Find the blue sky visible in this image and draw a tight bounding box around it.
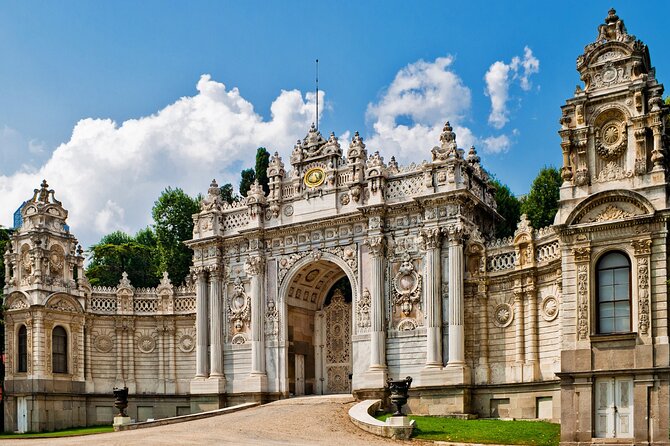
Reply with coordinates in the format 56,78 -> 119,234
1,1 -> 669,248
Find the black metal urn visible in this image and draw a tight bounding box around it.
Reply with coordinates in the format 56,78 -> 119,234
113,387 -> 129,417
386,376 -> 412,416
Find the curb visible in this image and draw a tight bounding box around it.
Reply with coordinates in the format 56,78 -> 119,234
114,402 -> 260,431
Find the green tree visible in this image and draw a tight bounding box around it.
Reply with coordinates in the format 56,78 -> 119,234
0,226 -> 11,292
152,187 -> 199,285
239,168 -> 256,197
220,183 -> 238,204
86,230 -> 160,287
491,179 -> 522,238
254,147 -> 271,195
521,166 -> 562,229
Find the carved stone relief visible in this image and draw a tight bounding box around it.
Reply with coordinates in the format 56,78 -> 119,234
356,288 -> 371,333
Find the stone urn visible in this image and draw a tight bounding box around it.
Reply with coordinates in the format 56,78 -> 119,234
386,376 -> 412,416
113,387 -> 129,417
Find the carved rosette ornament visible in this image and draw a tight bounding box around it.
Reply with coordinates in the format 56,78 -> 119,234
228,278 -> 251,333
492,303 -> 514,328
177,327 -> 196,353
541,296 -> 559,322
595,120 -> 627,160
391,254 -> 422,317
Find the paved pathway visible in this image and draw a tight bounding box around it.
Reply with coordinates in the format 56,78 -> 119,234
6,395 -> 422,445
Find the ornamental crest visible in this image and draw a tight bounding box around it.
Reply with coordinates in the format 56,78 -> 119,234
228,278 -> 251,333
392,254 -> 422,317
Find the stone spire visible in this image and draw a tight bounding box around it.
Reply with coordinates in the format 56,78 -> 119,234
432,121 -> 460,161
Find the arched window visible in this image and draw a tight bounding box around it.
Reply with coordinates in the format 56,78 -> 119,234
17,325 -> 27,373
52,326 -> 68,374
597,252 -> 631,334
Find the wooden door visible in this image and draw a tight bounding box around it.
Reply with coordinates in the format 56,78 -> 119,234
17,397 -> 27,433
595,377 -> 633,438
295,354 -> 305,396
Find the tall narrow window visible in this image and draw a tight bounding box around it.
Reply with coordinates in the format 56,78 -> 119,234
52,326 -> 68,374
17,325 -> 27,373
597,252 -> 631,333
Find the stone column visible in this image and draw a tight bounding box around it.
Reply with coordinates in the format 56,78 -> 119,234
157,318 -> 165,392
209,267 -> 225,378
513,286 -> 525,382
195,268 -> 209,378
114,318 -> 124,384
126,319 -> 136,388
421,227 -> 443,367
245,255 -> 266,376
447,228 -> 465,366
366,236 -> 387,371
476,282 -> 490,384
525,282 -> 539,381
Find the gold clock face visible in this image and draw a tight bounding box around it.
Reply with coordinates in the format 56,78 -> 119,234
304,167 -> 325,188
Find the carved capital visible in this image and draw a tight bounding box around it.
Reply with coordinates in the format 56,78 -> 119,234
364,236 -> 386,258
444,224 -> 465,245
631,239 -> 652,256
207,264 -> 225,279
572,246 -> 591,262
418,227 -> 442,250
244,255 -> 265,277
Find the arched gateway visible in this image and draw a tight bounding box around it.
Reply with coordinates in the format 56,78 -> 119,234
280,256 -> 356,395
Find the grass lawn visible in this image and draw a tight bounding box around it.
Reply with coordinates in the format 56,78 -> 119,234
377,414 -> 559,446
0,425 -> 114,439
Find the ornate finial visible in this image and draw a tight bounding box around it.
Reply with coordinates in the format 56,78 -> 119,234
351,131 -> 365,147
467,146 -> 480,164
440,122 -> 457,150
119,271 -> 133,289
208,179 -> 219,195
605,8 -> 618,24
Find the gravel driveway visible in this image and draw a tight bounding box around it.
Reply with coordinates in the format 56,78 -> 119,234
4,395 -> 420,445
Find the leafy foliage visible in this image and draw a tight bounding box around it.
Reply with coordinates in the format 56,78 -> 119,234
86,230 -> 160,287
0,226 -> 10,292
239,168 -> 256,197
491,179 -> 522,238
521,166 -> 562,229
152,187 -> 199,285
220,183 -> 238,204
255,147 -> 271,195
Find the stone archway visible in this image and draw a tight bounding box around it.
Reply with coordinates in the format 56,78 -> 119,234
282,259 -> 354,396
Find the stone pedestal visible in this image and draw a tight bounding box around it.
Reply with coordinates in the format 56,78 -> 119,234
386,416 -> 411,427
113,416 -> 131,427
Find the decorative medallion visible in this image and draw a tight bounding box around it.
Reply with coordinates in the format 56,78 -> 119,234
541,296 -> 559,322
94,335 -> 114,353
178,334 -> 194,352
283,204 -> 294,217
596,120 -> 626,160
493,303 -> 514,328
231,333 -> 247,344
137,334 -> 156,354
340,193 -> 350,205
177,328 -> 196,353
304,167 -> 326,188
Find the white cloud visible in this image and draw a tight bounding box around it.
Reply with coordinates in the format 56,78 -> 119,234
0,74 -> 319,247
365,56 -> 473,162
484,46 -> 540,129
481,134 -> 512,154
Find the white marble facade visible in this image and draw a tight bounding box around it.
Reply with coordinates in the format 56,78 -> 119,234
3,9 -> 670,445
